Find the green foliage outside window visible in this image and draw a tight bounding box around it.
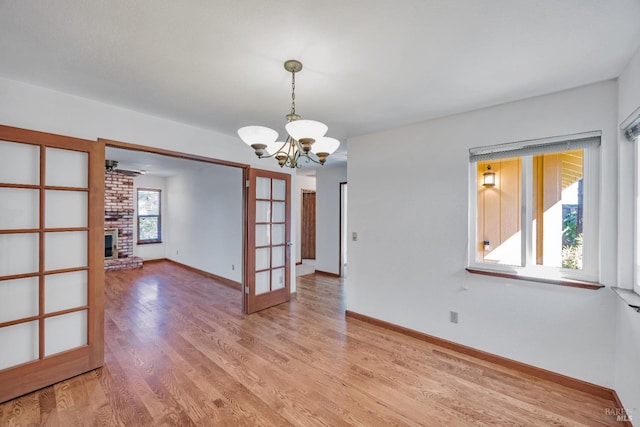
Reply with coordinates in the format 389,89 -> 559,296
138,189 -> 161,242
562,210 -> 582,269
139,216 -> 159,240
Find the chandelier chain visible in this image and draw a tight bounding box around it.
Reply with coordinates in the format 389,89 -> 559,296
290,69 -> 296,116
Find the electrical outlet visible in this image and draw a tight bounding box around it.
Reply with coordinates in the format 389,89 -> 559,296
352,232 -> 358,241
450,311 -> 459,324
232,264 -> 235,271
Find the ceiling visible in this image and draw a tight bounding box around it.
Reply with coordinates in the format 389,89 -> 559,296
1,0 -> 640,171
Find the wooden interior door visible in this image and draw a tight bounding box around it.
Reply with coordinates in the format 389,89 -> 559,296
245,168 -> 291,314
301,190 -> 316,260
0,125 -> 104,403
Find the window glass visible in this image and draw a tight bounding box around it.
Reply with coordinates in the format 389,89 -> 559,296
138,190 -> 160,216
139,217 -> 159,241
636,139 -> 640,293
532,150 -> 583,269
476,158 -> 522,266
137,189 -> 161,242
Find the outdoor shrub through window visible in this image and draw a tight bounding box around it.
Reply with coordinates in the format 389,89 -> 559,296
137,188 -> 161,243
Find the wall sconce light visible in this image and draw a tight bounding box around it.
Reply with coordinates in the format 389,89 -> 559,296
482,165 -> 496,187
483,240 -> 491,251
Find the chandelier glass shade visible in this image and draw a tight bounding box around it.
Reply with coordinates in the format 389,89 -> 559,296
237,60 -> 340,168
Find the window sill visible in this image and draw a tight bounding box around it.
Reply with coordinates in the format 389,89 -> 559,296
465,268 -> 604,290
137,240 -> 163,245
611,287 -> 640,312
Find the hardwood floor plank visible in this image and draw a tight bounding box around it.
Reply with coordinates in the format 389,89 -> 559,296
99,345 -> 156,427
0,261 -> 626,426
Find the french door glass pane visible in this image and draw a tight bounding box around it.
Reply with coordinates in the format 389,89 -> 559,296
0,233 -> 39,276
45,190 -> 87,228
256,177 -> 271,199
44,310 -> 87,356
272,224 -> 285,245
272,246 -> 285,268
0,140 -> 39,185
272,179 -> 286,200
256,224 -> 270,247
256,201 -> 271,223
44,231 -> 87,271
255,271 -> 270,295
0,321 -> 39,370
256,247 -> 271,271
44,271 -> 88,314
0,277 -> 39,323
272,202 -> 285,223
0,188 -> 39,229
476,158 -> 522,266
272,268 -> 285,290
45,148 -> 88,188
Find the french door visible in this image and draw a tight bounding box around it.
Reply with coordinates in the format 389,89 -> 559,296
245,168 -> 291,313
0,125 -> 104,403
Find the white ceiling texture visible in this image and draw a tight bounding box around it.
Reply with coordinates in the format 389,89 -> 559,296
1,0 -> 640,172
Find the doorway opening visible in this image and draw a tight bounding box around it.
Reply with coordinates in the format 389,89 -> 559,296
102,139 -> 249,309
101,139 -> 293,315
301,189 -> 316,270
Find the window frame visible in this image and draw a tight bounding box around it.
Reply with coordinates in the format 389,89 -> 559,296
468,132 -> 601,285
136,187 -> 162,244
619,105 -> 640,295
635,138 -> 639,295
626,110 -> 640,295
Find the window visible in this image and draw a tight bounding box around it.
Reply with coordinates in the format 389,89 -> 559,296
635,137 -> 640,295
623,108 -> 640,294
137,188 -> 161,243
469,132 -> 601,284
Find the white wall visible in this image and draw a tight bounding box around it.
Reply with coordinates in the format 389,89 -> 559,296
294,174 -> 317,264
347,81 -> 618,387
315,166 -> 347,275
0,77 -> 282,171
165,164 -> 243,283
133,174 -> 167,260
0,76 -> 296,291
614,45 -> 640,416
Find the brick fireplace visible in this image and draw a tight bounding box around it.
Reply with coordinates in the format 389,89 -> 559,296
104,170 -> 143,271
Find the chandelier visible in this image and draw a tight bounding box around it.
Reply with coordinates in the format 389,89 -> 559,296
237,60 -> 340,168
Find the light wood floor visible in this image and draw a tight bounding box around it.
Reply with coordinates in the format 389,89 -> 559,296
0,261 -> 624,426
